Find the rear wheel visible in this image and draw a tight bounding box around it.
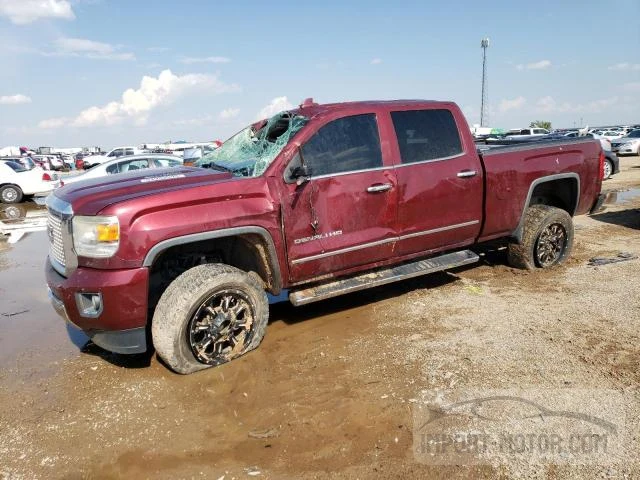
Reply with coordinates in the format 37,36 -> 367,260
507,205 -> 573,270
0,185 -> 23,204
152,263 -> 269,374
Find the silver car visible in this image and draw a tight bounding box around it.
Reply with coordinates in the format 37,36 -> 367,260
64,154 -> 183,184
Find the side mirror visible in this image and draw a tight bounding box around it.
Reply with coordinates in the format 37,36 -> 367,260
290,164 -> 312,186
285,151 -> 312,185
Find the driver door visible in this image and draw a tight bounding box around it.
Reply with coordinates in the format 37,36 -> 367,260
281,113 -> 398,283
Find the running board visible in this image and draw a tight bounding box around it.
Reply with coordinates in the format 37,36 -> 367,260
289,250 -> 479,306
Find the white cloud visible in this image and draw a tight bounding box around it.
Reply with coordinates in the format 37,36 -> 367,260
623,82 -> 640,92
38,116 -> 67,128
47,37 -> 135,60
498,96 -> 526,113
370,58 -> 382,65
256,96 -> 293,120
219,108 -> 240,120
516,60 -> 552,70
173,115 -> 213,127
179,56 -> 231,64
39,69 -> 241,129
0,93 -> 32,105
0,0 -> 74,24
535,95 -> 619,114
608,63 -> 640,71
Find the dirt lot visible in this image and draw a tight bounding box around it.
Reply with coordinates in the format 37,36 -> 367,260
1,156 -> 639,479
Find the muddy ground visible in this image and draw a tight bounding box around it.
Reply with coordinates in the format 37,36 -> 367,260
1,157 -> 639,479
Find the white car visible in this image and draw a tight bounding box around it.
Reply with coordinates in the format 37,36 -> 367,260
83,146 -> 145,168
611,129 -> 640,155
65,154 -> 182,185
0,160 -> 60,203
600,130 -> 624,141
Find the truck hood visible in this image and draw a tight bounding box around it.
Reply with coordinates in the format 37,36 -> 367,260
54,166 -> 233,215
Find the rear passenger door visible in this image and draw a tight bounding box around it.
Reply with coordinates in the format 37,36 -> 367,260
282,113 -> 398,282
389,108 -> 483,256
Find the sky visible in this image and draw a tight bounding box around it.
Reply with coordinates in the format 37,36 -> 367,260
0,0 -> 639,149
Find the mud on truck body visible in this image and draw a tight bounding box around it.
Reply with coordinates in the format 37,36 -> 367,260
45,99 -> 606,373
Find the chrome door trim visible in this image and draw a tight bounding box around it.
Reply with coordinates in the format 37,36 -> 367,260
398,220 -> 480,241
392,151 -> 466,168
291,220 -> 481,265
291,237 -> 397,265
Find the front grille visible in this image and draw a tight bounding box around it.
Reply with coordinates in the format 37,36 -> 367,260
48,211 -> 66,268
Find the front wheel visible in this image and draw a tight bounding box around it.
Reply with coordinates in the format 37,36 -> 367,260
507,205 -> 574,270
0,185 -> 23,204
152,263 -> 269,374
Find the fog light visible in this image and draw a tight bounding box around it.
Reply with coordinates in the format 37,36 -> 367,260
75,292 -> 103,318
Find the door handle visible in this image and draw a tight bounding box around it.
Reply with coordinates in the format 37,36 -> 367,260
457,170 -> 477,178
366,183 -> 393,193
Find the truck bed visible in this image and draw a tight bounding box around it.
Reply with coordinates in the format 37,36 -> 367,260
478,137 -> 602,242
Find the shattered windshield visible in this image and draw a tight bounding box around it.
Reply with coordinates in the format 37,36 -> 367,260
196,111 -> 308,177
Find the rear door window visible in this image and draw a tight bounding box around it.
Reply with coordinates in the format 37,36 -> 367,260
391,109 -> 463,164
119,159 -> 149,172
301,114 -> 383,177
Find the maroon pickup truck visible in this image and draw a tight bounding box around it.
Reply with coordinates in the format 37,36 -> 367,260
45,99 -> 605,373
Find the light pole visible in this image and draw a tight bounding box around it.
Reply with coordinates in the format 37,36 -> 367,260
480,38 -> 490,127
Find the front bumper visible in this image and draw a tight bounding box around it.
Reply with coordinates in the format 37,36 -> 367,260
614,143 -> 639,154
45,258 -> 149,354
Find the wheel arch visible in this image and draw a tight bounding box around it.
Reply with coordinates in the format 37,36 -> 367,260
511,173 -> 580,243
143,226 -> 283,294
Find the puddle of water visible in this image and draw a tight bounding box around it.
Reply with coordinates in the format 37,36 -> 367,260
604,188 -> 640,205
0,226 -> 88,368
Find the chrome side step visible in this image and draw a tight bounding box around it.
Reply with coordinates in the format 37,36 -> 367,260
289,250 -> 479,306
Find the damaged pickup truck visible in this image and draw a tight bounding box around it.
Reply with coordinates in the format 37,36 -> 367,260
45,99 -> 606,373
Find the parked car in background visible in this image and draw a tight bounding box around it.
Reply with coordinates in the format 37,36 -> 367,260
0,160 -> 60,203
611,129 -> 640,155
602,150 -> 620,180
600,131 -> 624,141
486,127 -> 550,144
64,154 -> 182,184
83,146 -> 144,168
1,156 -> 37,170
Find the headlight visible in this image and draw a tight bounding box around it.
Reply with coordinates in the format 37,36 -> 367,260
72,215 -> 120,258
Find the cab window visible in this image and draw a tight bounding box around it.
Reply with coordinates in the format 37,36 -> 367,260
391,109 -> 463,164
300,114 -> 382,177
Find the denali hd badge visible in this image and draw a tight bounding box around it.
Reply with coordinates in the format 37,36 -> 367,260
294,230 -> 342,245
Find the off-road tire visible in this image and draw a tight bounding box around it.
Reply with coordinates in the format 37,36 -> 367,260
152,263 -> 269,374
507,205 -> 574,270
0,185 -> 23,204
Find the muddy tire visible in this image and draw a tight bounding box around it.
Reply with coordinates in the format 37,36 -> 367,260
507,205 -> 573,270
0,185 -> 23,204
152,263 -> 269,374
